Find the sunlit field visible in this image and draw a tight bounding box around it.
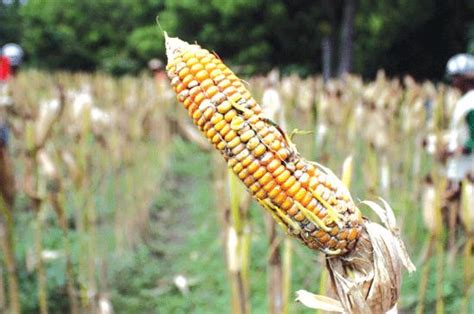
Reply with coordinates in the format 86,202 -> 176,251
1,69 -> 473,313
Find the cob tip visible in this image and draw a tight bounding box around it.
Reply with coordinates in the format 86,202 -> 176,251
165,34 -> 193,65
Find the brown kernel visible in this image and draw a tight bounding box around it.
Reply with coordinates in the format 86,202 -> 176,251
327,238 -> 338,248
255,189 -> 267,199
319,233 -> 331,244
347,228 -> 359,241
287,206 -> 299,216
294,212 -> 305,222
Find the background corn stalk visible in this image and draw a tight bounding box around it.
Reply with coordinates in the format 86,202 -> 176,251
1,58 -> 472,312
0,104 -> 20,314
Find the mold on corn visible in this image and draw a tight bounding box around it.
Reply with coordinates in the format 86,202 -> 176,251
165,35 -> 362,256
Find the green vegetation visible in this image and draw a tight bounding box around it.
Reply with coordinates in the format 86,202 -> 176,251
0,68 -> 472,313
1,0 -> 474,78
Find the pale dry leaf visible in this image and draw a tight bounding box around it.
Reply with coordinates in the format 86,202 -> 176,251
295,290 -> 344,312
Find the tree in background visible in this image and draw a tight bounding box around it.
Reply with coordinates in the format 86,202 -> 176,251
0,0 -> 472,79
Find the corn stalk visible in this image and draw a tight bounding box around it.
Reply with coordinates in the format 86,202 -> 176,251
0,116 -> 20,314
0,265 -> 5,312
0,195 -> 20,314
47,172 -> 79,314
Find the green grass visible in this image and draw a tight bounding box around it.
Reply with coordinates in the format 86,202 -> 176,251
11,136 -> 473,313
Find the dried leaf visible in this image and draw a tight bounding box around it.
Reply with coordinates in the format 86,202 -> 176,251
295,290 -> 344,312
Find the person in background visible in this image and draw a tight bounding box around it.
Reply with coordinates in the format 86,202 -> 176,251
1,43 -> 23,106
0,43 -> 23,206
1,43 -> 23,76
441,54 -> 474,250
444,54 -> 474,194
148,58 -> 166,82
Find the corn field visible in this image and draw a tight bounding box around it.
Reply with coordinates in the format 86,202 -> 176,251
0,66 -> 473,313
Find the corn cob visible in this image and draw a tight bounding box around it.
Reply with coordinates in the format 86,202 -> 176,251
165,35 -> 362,256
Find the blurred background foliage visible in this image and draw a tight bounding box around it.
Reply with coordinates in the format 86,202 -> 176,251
1,0 -> 474,78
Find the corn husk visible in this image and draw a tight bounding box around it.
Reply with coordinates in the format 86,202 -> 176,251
297,199 -> 415,313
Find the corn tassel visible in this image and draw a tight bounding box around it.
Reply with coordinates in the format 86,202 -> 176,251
165,34 -> 362,256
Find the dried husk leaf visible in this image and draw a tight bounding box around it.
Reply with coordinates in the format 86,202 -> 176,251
295,290 -> 344,312
299,200 -> 415,314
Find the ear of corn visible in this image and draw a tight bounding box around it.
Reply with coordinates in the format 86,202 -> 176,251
165,35 -> 362,256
